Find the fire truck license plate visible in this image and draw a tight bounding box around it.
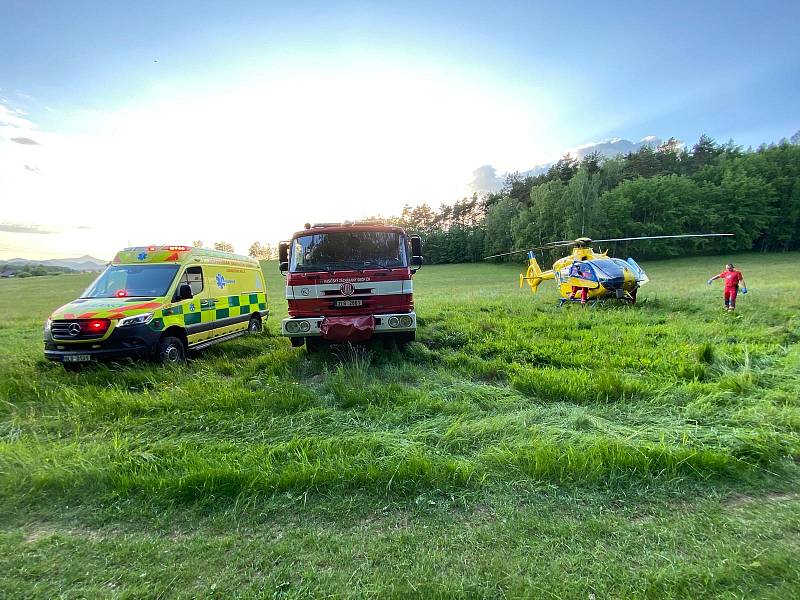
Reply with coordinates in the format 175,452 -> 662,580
335,300 -> 363,307
64,354 -> 91,362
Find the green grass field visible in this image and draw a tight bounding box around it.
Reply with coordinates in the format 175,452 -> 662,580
1,253 -> 799,599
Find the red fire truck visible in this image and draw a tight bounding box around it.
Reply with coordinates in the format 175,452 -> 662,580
278,222 -> 423,350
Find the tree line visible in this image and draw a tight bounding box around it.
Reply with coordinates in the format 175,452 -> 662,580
190,240 -> 278,260
0,263 -> 75,278
375,133 -> 800,262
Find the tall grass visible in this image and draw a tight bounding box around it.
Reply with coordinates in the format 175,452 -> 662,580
1,255 -> 799,507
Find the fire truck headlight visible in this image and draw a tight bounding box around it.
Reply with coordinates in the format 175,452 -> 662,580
285,320 -> 301,334
399,315 -> 413,328
299,320 -> 311,332
388,316 -> 400,328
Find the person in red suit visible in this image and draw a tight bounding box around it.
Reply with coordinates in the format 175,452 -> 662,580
707,263 -> 747,311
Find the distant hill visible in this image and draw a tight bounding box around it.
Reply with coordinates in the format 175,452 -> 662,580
4,255 -> 108,272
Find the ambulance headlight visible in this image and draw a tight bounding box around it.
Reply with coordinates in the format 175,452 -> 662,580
298,320 -> 311,332
44,318 -> 52,332
399,315 -> 413,328
285,320 -> 301,334
388,316 -> 400,328
118,313 -> 154,327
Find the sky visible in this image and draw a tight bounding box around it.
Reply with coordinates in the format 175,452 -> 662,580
1,1 -> 798,260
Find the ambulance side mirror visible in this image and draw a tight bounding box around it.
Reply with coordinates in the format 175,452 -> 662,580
410,235 -> 423,273
278,241 -> 290,274
177,283 -> 193,301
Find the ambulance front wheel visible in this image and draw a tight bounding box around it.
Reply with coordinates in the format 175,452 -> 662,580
157,336 -> 186,365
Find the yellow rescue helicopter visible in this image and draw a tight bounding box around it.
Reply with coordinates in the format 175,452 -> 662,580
486,234 -> 732,305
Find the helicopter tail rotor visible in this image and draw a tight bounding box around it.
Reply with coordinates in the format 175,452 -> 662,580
520,251 -> 546,293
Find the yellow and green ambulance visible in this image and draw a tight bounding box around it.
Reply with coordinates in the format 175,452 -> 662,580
44,245 -> 268,368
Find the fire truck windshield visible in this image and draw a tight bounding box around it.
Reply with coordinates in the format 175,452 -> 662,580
290,231 -> 408,272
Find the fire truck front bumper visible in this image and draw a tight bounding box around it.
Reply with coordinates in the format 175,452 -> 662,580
281,312 -> 417,337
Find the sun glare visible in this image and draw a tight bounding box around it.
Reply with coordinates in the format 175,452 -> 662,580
2,68 -> 547,258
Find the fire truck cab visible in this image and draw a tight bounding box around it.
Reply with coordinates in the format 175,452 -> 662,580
278,222 -> 422,349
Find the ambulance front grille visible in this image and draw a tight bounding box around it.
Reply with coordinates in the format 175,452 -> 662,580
51,320 -> 106,340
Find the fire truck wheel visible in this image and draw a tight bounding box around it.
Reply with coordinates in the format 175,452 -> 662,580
305,337 -> 323,352
247,316 -> 262,334
157,336 -> 186,365
396,332 -> 416,347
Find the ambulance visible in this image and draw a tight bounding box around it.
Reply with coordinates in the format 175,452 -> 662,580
44,245 -> 268,369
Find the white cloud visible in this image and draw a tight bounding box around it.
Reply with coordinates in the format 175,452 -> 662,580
469,165 -> 503,195
0,222 -> 58,234
0,104 -> 35,129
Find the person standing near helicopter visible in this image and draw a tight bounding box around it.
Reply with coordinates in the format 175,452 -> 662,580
707,263 -> 747,311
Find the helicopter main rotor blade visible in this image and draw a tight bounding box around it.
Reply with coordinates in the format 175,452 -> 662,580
484,240 -> 579,259
483,248 -> 537,260
590,233 -> 733,243
542,241 -> 577,248
484,233 -> 733,259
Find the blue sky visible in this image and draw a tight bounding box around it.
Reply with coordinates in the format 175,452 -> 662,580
1,1 -> 798,258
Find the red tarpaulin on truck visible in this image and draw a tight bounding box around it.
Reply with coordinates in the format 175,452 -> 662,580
319,315 -> 375,342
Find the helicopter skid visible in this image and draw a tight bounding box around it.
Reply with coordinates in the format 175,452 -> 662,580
558,295 -> 635,307
559,298 -> 598,307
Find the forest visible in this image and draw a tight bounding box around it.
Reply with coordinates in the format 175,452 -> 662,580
376,134 -> 800,263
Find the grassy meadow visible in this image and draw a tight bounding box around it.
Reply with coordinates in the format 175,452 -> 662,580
1,253 -> 799,598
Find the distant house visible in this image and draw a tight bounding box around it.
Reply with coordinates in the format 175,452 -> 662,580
0,270 -> 16,278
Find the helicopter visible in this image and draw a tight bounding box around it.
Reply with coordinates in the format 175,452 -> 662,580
485,234 -> 733,305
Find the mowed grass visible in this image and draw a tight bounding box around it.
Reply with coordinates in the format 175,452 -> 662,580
1,253 -> 799,598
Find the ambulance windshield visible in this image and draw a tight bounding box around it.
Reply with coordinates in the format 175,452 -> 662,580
290,231 -> 408,272
82,264 -> 180,298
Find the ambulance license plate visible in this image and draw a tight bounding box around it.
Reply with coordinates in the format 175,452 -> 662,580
335,300 -> 363,307
64,354 -> 91,362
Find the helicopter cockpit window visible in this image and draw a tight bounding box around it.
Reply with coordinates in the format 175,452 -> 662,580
569,262 -> 597,281
590,259 -> 625,279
